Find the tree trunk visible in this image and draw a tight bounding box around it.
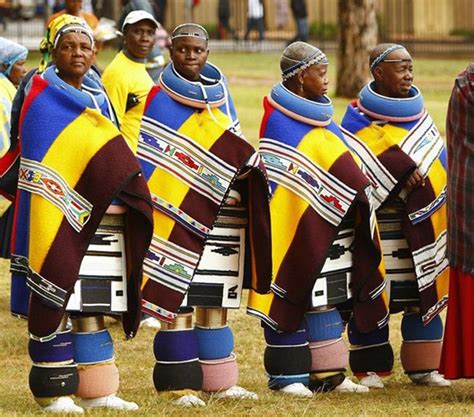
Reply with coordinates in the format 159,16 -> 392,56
336,0 -> 378,98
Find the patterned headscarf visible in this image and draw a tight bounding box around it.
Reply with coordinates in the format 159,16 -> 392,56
39,14 -> 94,72
0,37 -> 28,77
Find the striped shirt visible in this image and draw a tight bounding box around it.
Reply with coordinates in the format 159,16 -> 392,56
446,63 -> 474,273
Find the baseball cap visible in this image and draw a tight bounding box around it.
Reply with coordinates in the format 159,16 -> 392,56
122,10 -> 159,31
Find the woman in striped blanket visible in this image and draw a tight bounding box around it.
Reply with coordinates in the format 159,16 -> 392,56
10,16 -> 153,413
247,42 -> 388,397
340,43 -> 450,388
137,23 -> 271,406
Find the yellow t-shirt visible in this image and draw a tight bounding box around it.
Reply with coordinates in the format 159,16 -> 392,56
102,51 -> 154,153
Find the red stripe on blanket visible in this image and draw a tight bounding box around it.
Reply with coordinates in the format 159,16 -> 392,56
259,97 -> 275,139
0,144 -> 19,176
145,85 -> 161,112
18,75 -> 48,139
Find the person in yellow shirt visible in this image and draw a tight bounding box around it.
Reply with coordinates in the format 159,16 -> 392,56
102,10 -> 158,153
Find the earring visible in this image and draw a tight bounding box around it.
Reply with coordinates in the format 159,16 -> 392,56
54,67 -> 59,74
299,82 -> 304,93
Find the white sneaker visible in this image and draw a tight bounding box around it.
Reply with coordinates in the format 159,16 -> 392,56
279,383 -> 313,397
334,377 -> 369,393
43,396 -> 84,413
409,371 -> 451,387
212,385 -> 259,400
79,394 -> 139,410
172,394 -> 206,407
140,316 -> 161,330
359,372 -> 384,388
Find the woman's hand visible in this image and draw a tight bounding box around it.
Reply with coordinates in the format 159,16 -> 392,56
225,197 -> 238,206
225,189 -> 241,206
106,204 -> 128,214
405,168 -> 425,193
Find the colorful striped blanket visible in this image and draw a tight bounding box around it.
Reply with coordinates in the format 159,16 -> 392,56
247,97 -> 388,333
341,102 -> 449,324
137,86 -> 272,322
11,75 -> 153,339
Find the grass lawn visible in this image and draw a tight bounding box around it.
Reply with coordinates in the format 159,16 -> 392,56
0,259 -> 473,416
2,52 -> 472,415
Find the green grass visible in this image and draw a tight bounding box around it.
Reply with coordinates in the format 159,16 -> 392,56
5,53 -> 473,415
0,259 -> 473,416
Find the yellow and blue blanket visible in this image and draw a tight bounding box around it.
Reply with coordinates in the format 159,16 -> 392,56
137,86 -> 272,322
248,97 -> 388,333
341,102 -> 449,324
11,75 -> 153,338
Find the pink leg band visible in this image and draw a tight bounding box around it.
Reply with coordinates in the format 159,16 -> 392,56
200,353 -> 238,392
76,362 -> 120,399
400,340 -> 442,373
309,338 -> 348,372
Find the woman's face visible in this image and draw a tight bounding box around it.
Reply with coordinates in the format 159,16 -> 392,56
170,37 -> 209,81
52,32 -> 94,85
300,63 -> 329,99
8,60 -> 27,87
373,49 -> 413,98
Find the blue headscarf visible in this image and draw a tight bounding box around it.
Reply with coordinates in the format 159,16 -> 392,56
0,37 -> 28,77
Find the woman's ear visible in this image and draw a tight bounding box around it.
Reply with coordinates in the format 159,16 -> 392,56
373,66 -> 383,81
297,69 -> 305,85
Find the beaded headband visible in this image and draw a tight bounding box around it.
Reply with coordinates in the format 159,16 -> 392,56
282,49 -> 329,81
53,24 -> 95,49
369,44 -> 405,70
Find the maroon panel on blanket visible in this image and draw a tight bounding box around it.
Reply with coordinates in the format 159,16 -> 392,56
29,137 -> 153,338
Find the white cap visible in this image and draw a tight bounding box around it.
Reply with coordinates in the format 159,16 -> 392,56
122,10 -> 159,31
